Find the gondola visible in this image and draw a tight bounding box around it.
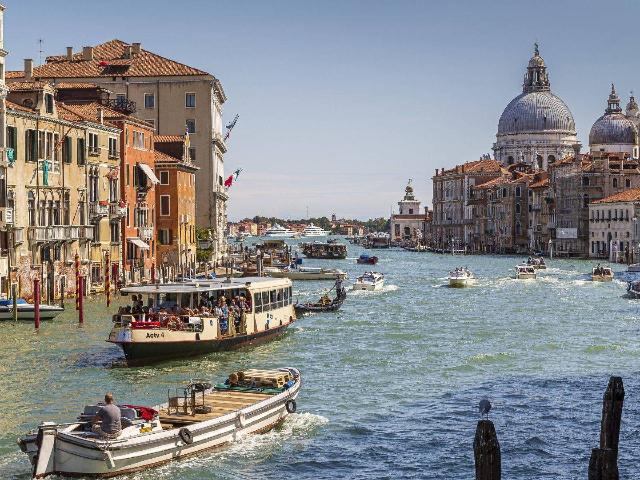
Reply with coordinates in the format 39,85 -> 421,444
294,285 -> 347,315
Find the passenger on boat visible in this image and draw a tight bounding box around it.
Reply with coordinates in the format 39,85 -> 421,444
91,393 -> 122,439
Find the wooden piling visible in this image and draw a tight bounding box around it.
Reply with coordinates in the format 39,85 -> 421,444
474,420 -> 500,480
75,253 -> 80,311
11,283 -> 17,322
59,276 -> 65,308
105,252 -> 110,307
33,277 -> 41,330
589,376 -> 624,480
78,275 -> 84,325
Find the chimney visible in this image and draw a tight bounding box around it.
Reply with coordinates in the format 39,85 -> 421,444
24,59 -> 33,81
132,42 -> 141,55
124,45 -> 133,59
66,47 -> 73,61
97,107 -> 104,125
82,46 -> 94,61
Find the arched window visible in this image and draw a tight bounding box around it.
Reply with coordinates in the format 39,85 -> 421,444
516,222 -> 521,235
626,178 -> 631,188
515,203 -> 521,214
613,178 -> 618,188
515,186 -> 521,197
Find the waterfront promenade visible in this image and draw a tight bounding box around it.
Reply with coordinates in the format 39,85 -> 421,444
1,242 -> 639,478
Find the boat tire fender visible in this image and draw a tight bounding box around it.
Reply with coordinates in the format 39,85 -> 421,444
178,427 -> 194,445
285,399 -> 297,414
236,412 -> 246,428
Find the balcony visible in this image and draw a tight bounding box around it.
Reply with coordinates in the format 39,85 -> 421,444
90,202 -> 109,219
138,226 -> 153,240
79,225 -> 94,241
13,227 -> 24,245
65,226 -> 80,241
108,150 -> 120,160
109,203 -> 127,217
213,131 -> 227,153
88,146 -> 102,157
28,226 -> 67,243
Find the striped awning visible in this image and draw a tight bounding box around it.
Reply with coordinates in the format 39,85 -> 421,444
127,237 -> 149,250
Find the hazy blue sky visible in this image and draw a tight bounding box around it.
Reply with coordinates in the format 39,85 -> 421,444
4,1 -> 638,220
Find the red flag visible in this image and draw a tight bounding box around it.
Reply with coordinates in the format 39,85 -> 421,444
224,175 -> 234,188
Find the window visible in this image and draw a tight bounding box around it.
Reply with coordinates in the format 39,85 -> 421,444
186,119 -> 196,134
77,138 -> 86,165
188,147 -> 196,161
613,178 -> 618,188
626,179 -> 631,188
110,222 -> 120,243
144,93 -> 155,109
108,137 -> 118,158
160,195 -> 170,216
6,126 -> 17,161
116,93 -> 126,104
45,93 -> 54,114
515,203 -> 521,214
88,133 -> 99,155
515,186 -> 521,197
133,131 -> 145,149
25,129 -> 37,162
159,229 -> 171,245
159,171 -> 169,185
62,137 -> 72,164
185,93 -> 196,108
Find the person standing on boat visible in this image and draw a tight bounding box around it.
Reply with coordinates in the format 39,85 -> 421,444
92,393 -> 122,439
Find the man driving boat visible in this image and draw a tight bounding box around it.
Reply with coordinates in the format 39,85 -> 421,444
92,393 -> 122,439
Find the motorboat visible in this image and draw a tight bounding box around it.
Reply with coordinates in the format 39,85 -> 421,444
591,265 -> 614,282
627,280 -> 640,298
526,256 -> 547,269
514,264 -> 536,279
19,368 -> 301,478
0,298 -> 64,321
264,265 -> 346,281
302,223 -> 329,237
353,272 -> 384,291
448,267 -> 476,288
300,242 -> 348,259
357,254 -> 378,265
628,264 -> 640,273
263,224 -> 296,238
234,232 -> 252,242
294,281 -> 347,315
107,277 -> 297,365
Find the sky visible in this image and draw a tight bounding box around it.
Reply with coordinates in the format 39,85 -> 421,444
4,0 -> 640,220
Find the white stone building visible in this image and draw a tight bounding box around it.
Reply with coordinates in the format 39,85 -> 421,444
493,45 -> 578,170
390,180 -> 428,243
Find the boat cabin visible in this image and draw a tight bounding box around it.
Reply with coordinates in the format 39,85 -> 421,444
301,242 -> 348,259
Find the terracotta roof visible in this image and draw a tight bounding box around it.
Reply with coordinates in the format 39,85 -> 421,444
59,101 -> 153,129
592,188 -> 640,204
8,81 -> 53,91
6,71 -> 24,79
154,149 -> 180,162
529,177 -> 550,189
475,176 -> 509,189
9,40 -> 210,79
54,82 -> 99,89
56,102 -> 104,123
154,135 -> 184,143
6,99 -> 36,113
464,159 -> 502,174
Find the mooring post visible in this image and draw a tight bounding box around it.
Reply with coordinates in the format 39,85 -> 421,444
78,275 -> 84,325
33,277 -> 41,330
151,263 -> 156,284
105,252 -> 111,307
474,419 -> 501,480
11,282 -> 17,322
60,276 -> 65,308
588,376 -> 624,480
75,253 -> 80,311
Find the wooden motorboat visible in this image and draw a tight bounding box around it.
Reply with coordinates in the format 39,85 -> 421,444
264,265 -> 346,281
300,242 -> 348,259
448,267 -> 476,288
0,298 -> 64,321
526,257 -> 547,269
591,265 -> 614,282
514,264 -> 536,279
357,254 -> 378,265
294,282 -> 347,315
107,277 -> 297,365
19,368 -> 301,478
353,272 -> 384,291
628,263 -> 640,273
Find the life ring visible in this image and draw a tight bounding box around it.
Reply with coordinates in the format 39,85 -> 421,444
236,412 -> 246,428
285,399 -> 297,414
178,427 -> 193,445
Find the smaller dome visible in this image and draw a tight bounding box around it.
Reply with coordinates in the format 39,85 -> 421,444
528,55 -> 545,68
589,84 -> 638,146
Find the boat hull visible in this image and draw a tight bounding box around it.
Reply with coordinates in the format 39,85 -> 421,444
116,324 -> 290,365
352,282 -> 384,291
448,278 -> 475,288
592,274 -> 614,282
0,306 -> 64,321
514,273 -> 536,279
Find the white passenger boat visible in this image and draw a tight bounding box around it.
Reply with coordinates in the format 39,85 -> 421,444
0,298 -> 64,321
353,272 -> 385,291
302,223 -> 329,237
107,277 -> 296,365
19,368 -> 301,479
591,265 -> 614,282
514,264 -> 536,279
265,265 -> 346,280
263,224 -> 296,238
448,267 -> 476,288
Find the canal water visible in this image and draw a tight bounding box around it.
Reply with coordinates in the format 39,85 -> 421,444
1,243 -> 640,479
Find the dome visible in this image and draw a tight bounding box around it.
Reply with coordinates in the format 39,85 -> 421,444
497,91 -> 576,135
589,113 -> 637,145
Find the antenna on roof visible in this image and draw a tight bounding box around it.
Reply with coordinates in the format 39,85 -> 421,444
38,38 -> 44,65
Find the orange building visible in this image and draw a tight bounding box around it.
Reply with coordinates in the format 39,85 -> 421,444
154,136 -> 198,275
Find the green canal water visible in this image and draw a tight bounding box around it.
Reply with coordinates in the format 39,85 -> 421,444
1,244 -> 640,479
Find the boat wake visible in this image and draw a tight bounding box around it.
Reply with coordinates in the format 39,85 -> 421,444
350,284 -> 399,296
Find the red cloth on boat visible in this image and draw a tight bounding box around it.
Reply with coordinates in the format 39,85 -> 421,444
130,321 -> 161,329
122,404 -> 158,421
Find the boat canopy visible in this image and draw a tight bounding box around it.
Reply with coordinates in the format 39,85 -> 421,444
0,298 -> 28,306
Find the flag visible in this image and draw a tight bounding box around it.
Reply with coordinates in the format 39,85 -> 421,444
224,174 -> 234,188
233,168 -> 243,179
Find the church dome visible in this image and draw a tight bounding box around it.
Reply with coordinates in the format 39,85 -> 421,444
589,85 -> 638,146
498,91 -> 576,135
497,45 -> 576,137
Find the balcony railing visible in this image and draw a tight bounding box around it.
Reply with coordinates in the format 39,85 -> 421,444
28,226 -> 67,243
79,225 -> 94,241
139,226 -> 154,240
109,203 -> 127,217
88,146 -> 102,157
65,226 -> 80,240
108,150 -> 120,160
90,202 -> 109,218
213,131 -> 227,152
13,227 -> 24,244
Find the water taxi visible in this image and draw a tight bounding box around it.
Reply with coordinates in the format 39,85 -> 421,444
302,223 -> 329,237
514,265 -> 536,279
301,242 -> 348,259
0,298 -> 64,321
353,272 -> 384,291
357,253 -> 378,265
19,367 -> 301,478
526,256 -> 547,269
448,267 -> 476,288
591,265 -> 614,282
263,224 -> 296,238
264,265 -> 346,281
107,277 -> 296,365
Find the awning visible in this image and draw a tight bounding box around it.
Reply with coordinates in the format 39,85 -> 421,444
138,163 -> 160,185
127,237 -> 150,250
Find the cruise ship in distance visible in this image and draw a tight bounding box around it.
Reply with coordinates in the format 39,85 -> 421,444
302,223 -> 329,237
263,223 -> 297,238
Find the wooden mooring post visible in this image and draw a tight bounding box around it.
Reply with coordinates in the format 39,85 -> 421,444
589,376 -> 624,480
474,419 -> 500,480
33,277 -> 41,330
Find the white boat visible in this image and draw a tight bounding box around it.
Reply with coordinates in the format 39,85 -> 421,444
19,368 -> 301,479
628,264 -> 640,273
448,267 -> 476,288
0,298 -> 64,321
526,257 -> 547,270
353,272 -> 384,291
514,264 -> 536,279
265,266 -> 346,280
591,265 -> 614,282
263,224 -> 296,238
302,223 -> 329,237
